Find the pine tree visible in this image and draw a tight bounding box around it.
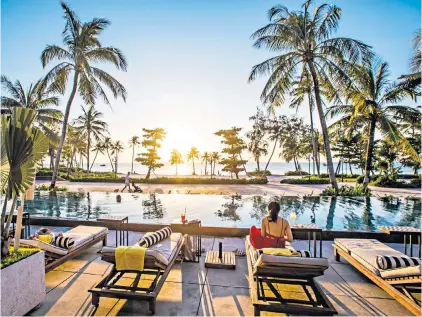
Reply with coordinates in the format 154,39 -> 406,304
215,127 -> 247,179
136,128 -> 166,179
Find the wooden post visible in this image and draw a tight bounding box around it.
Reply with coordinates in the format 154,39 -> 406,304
14,193 -> 25,251
218,242 -> 222,259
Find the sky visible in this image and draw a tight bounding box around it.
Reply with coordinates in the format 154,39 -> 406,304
1,0 -> 421,165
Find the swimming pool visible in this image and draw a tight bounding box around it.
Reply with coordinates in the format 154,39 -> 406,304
22,191 -> 421,232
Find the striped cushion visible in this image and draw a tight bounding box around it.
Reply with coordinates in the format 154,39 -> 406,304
297,250 -> 312,257
377,255 -> 421,270
54,236 -> 75,249
139,227 -> 172,247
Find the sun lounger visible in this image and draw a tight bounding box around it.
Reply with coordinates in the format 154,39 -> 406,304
245,236 -> 337,316
89,232 -> 186,315
334,238 -> 421,316
19,225 -> 108,272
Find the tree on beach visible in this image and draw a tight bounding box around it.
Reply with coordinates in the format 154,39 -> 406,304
73,105 -> 108,176
42,1 -> 127,189
398,29 -> 421,93
136,128 -> 166,179
128,136 -> 141,173
202,152 -> 210,175
103,137 -> 115,172
215,128 -> 247,179
210,152 -> 220,177
249,0 -> 372,190
169,149 -> 183,175
90,141 -> 105,172
246,107 -> 268,172
110,140 -> 124,176
327,56 -> 419,189
187,147 -> 200,175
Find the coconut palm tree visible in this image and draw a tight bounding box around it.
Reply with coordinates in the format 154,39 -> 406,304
169,150 -> 183,175
202,152 -> 210,175
73,105 -> 108,176
187,147 -> 200,175
128,136 -> 141,173
248,0 -> 372,190
211,152 -> 221,177
103,137 -> 115,172
90,141 -> 105,172
110,140 -> 124,176
398,29 -> 421,92
42,2 -> 127,188
328,56 -> 419,189
1,76 -> 63,143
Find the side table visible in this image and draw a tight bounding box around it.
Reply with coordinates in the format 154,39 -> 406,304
172,220 -> 201,263
378,226 -> 421,258
291,224 -> 323,258
98,215 -> 129,247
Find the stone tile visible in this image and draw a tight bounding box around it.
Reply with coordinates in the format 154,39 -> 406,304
205,256 -> 249,288
330,263 -> 392,299
201,237 -> 215,252
213,237 -> 245,252
198,285 -> 254,316
364,297 -> 414,316
45,270 -> 75,293
315,266 -> 359,297
325,294 -> 374,316
107,281 -> 203,316
53,251 -> 99,273
80,257 -> 112,276
31,272 -> 103,316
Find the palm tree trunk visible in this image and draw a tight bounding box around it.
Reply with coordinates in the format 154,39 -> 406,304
176,164 -> 178,175
131,146 -> 135,173
308,95 -> 320,176
308,62 -> 338,190
257,157 -> 260,171
89,150 -> 99,172
107,150 -> 115,173
204,160 -> 207,175
192,160 -> 195,175
262,139 -> 277,177
363,116 -> 377,189
50,72 -> 79,189
146,167 -> 151,180
86,134 -> 90,177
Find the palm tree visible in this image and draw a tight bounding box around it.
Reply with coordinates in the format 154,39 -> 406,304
328,56 -> 419,189
211,152 -> 221,177
128,136 -> 141,173
110,141 -> 124,177
90,141 -> 105,172
169,150 -> 183,175
103,137 -> 115,172
73,105 -> 108,176
187,147 -> 200,175
248,0 -> 371,190
246,111 -> 268,171
42,2 -> 127,188
202,152 -> 210,175
398,29 -> 421,92
1,76 -> 63,143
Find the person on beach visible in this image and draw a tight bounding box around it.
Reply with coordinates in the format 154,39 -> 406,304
249,201 -> 293,249
121,172 -> 131,192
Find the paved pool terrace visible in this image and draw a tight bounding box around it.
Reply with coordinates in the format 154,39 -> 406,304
28,226 -> 419,316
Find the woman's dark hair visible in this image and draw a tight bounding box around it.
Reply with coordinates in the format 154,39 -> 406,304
268,201 -> 281,222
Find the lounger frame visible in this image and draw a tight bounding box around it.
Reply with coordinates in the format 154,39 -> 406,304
89,235 -> 185,315
246,241 -> 337,316
45,233 -> 107,272
334,244 -> 421,316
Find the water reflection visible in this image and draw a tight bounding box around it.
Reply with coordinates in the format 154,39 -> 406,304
142,194 -> 166,219
215,194 -> 242,222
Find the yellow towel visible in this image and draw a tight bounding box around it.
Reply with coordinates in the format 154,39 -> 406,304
116,246 -> 146,271
262,248 -> 300,257
38,234 -> 54,244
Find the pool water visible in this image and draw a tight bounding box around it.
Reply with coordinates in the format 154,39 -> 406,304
22,192 -> 421,232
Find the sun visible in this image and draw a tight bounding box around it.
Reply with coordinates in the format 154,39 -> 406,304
159,124 -> 202,161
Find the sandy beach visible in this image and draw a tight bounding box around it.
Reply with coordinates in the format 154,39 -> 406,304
37,175 -> 421,198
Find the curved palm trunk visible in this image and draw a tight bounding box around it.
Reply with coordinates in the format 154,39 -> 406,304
204,160 -> 207,175
192,159 -> 195,175
50,72 -> 79,189
262,139 -> 277,177
308,62 -> 338,190
89,150 -> 99,172
131,146 -> 135,173
86,134 -> 90,177
308,94 -> 320,176
106,150 -> 115,173
363,116 -> 377,189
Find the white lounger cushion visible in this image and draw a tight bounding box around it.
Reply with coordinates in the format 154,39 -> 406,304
20,226 -> 108,256
255,253 -> 329,270
335,239 -> 421,279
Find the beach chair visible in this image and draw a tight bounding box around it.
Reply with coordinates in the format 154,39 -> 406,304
245,236 -> 337,316
334,238 -> 421,316
89,232 -> 186,314
19,226 -> 108,272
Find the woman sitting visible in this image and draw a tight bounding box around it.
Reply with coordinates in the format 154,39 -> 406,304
250,201 -> 293,249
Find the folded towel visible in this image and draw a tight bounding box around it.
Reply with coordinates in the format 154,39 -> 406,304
262,248 -> 301,257
116,246 -> 146,272
37,233 -> 55,244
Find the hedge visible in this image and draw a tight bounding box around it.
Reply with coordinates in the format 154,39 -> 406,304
69,176 -> 269,185
280,176 -> 330,185
370,176 -> 421,188
284,171 -> 310,176
248,170 -> 272,176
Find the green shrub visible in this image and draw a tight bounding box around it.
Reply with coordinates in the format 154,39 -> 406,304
284,170 -> 310,176
398,174 -> 421,180
35,184 -> 68,191
356,175 -> 364,184
320,185 -> 371,197
1,247 -> 40,269
320,173 -> 360,179
280,176 -> 330,184
248,170 -> 272,176
69,176 -> 268,185
371,175 -> 421,188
